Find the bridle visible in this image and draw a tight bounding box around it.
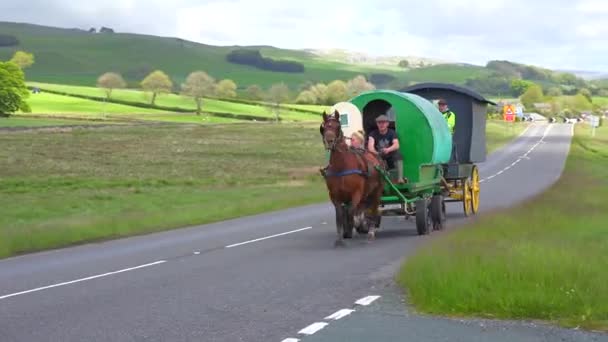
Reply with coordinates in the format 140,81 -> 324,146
321,117 -> 345,152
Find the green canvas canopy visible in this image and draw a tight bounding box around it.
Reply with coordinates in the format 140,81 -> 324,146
349,90 -> 452,183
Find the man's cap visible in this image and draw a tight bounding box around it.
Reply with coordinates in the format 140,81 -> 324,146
438,98 -> 447,105
375,114 -> 389,122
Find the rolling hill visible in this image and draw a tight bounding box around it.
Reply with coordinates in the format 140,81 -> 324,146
0,21 -> 604,99
0,21 -> 489,91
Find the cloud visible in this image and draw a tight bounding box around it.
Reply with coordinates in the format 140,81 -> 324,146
0,0 -> 606,71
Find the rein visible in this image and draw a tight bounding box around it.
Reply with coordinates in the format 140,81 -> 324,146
321,116 -> 369,178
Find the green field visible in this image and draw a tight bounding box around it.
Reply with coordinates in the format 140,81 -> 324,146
399,124 -> 608,332
0,122 -> 328,259
0,22 -> 488,89
28,82 -> 323,121
0,116 -> 112,127
0,118 -> 523,258
25,92 -> 173,114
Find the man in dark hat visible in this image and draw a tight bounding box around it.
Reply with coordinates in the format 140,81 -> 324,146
367,114 -> 405,183
438,98 -> 456,134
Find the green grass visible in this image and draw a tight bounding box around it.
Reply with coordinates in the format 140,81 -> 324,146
0,122 -> 328,259
0,22 -> 487,89
399,124 -> 608,332
25,92 -> 174,115
485,120 -> 529,153
28,82 -> 322,121
591,96 -> 608,106
0,116 -> 110,127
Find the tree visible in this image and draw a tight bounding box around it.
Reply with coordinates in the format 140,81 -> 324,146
10,50 -> 34,69
246,84 -> 264,100
520,84 -> 544,110
346,75 -> 375,97
510,79 -> 534,97
215,79 -> 237,98
181,71 -> 215,115
547,86 -> 563,97
549,99 -> 562,115
572,93 -> 592,112
326,80 -> 348,103
0,61 -> 31,115
141,70 -> 173,105
266,83 -> 290,122
310,83 -> 329,105
578,88 -> 592,103
398,60 -> 409,68
97,72 -> 126,100
295,90 -> 317,104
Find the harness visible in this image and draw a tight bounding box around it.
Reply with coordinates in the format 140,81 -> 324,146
321,116 -> 381,179
324,148 -> 382,178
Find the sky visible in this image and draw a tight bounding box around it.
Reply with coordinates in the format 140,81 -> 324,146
1,0 -> 607,71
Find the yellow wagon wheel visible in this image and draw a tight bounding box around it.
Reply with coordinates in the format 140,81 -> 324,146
463,179 -> 472,217
470,165 -> 480,214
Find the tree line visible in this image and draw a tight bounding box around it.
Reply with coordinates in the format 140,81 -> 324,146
96,69 -> 295,119
97,69 -> 378,113
514,82 -> 598,117
466,60 -> 608,99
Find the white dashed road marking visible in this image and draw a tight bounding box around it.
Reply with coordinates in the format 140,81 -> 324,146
0,260 -> 166,301
480,124 -> 553,183
298,322 -> 329,335
225,226 -> 313,248
325,308 -> 356,320
355,295 -> 381,306
281,295 -> 382,341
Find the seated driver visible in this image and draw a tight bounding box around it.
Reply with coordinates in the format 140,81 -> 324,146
367,115 -> 405,183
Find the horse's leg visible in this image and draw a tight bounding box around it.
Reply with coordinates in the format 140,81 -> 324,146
366,177 -> 385,241
343,203 -> 354,239
334,203 -> 346,247
349,187 -> 365,239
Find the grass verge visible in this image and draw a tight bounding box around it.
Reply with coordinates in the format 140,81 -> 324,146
398,124 -> 608,332
486,120 -> 529,154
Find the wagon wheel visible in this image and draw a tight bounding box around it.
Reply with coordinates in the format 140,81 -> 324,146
415,198 -> 431,235
470,165 -> 480,214
430,194 -> 445,231
463,179 -> 472,217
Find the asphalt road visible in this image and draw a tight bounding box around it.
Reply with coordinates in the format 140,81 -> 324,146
1,122 -> 597,342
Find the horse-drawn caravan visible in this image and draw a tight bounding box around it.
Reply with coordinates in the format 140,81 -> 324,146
320,83 -> 492,245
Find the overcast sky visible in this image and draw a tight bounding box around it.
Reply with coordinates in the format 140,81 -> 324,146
1,0 -> 607,71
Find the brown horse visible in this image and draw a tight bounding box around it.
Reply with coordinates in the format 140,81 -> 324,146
320,110 -> 385,247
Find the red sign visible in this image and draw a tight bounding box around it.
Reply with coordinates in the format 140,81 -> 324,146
503,105 -> 515,122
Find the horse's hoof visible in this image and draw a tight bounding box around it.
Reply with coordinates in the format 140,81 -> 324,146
334,239 -> 346,247
367,231 -> 376,241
